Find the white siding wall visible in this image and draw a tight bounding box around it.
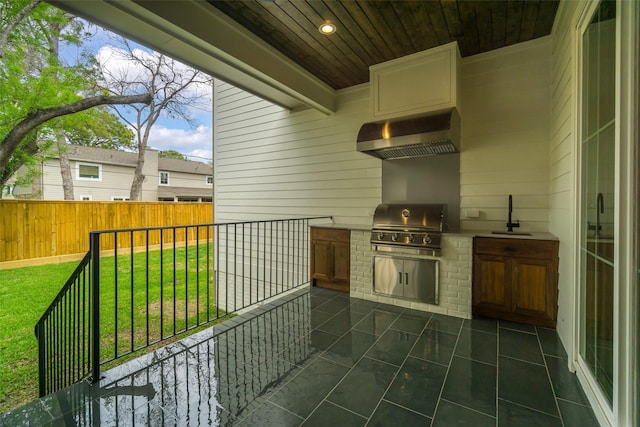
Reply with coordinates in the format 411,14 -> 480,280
459,37 -> 551,232
161,170 -> 211,190
549,0 -> 581,361
213,80 -> 381,224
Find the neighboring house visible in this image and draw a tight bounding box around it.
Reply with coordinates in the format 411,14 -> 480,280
8,145 -> 212,202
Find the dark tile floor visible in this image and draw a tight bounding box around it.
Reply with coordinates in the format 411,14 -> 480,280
1,287 -> 600,426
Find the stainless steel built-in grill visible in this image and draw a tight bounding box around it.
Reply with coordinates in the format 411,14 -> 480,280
370,203 -> 447,256
371,203 -> 446,305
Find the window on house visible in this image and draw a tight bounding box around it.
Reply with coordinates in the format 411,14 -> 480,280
206,175 -> 213,185
111,196 -> 130,201
77,163 -> 101,180
159,171 -> 170,185
80,195 -> 92,201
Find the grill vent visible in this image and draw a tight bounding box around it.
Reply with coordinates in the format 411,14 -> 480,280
375,140 -> 457,160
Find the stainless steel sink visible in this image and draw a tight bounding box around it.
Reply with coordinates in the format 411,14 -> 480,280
491,231 -> 532,236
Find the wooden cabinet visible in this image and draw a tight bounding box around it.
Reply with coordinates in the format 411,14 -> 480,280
473,237 -> 559,327
310,227 -> 350,292
370,41 -> 460,120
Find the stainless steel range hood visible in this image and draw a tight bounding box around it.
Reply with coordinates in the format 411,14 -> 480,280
356,109 -> 460,160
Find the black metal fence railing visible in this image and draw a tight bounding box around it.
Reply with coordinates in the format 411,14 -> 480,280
34,217 -> 330,397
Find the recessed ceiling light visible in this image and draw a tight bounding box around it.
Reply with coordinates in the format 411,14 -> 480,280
318,21 -> 336,35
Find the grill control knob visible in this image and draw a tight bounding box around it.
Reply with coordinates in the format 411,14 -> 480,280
423,234 -> 432,244
377,232 -> 385,240
408,234 -> 415,243
391,233 -> 399,242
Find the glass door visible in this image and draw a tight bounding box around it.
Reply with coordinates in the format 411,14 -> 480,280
579,0 -> 616,405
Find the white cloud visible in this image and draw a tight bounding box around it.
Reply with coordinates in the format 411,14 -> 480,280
147,125 -> 212,162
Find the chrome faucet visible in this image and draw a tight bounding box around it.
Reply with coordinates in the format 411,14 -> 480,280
507,194 -> 520,232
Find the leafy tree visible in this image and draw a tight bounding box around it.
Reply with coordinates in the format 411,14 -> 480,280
158,149 -> 186,160
98,39 -> 212,200
0,0 -> 150,197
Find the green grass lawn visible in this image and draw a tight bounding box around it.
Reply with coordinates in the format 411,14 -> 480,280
0,244 -> 227,414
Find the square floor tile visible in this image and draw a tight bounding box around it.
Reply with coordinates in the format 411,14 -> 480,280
441,356 -> 497,417
455,327 -> 497,365
545,355 -> 590,406
327,357 -> 397,417
410,328 -> 457,366
432,399 -> 495,427
557,399 -> 600,427
316,309 -> 366,336
384,356 -> 448,417
536,327 -> 568,359
499,329 -> 544,365
368,400 -> 431,426
269,357 -> 350,418
498,399 -> 562,427
498,356 -> 558,416
302,401 -> 366,426
499,320 -> 536,334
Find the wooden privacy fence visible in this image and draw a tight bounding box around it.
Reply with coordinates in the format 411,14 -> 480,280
0,201 -> 213,264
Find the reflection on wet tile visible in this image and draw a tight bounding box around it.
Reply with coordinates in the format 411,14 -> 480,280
368,400 -> 431,426
441,356 -> 496,416
366,329 -> 418,366
327,357 -> 397,417
237,401 -> 303,427
316,309 -> 367,336
352,310 -> 398,337
384,356 -> 447,417
498,356 -> 558,416
390,312 -> 429,334
410,328 -> 457,366
455,328 -> 497,365
4,287 -> 600,427
269,357 -> 349,418
427,313 -> 463,334
432,399 -> 495,427
499,320 -> 536,334
498,399 -> 562,427
322,330 -> 377,367
302,401 -> 366,426
463,317 -> 498,334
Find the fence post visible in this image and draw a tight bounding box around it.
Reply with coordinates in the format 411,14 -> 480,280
35,322 -> 46,396
90,232 -> 100,383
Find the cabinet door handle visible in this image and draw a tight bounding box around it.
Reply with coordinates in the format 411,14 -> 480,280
405,272 -> 409,285
399,272 -> 403,284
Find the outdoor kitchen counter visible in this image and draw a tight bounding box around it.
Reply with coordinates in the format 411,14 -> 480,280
448,230 -> 559,241
310,222 -> 371,232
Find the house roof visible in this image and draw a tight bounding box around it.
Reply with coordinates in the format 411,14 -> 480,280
158,158 -> 212,175
64,145 -> 138,167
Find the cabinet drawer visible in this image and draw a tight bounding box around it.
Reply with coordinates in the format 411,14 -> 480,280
474,237 -> 558,260
311,227 -> 350,243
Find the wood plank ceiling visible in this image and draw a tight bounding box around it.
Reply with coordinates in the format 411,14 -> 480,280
208,0 -> 559,90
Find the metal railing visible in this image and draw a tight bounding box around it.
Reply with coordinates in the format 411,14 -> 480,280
34,217 -> 330,396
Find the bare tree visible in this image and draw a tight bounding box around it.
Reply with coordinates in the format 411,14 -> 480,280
97,39 -> 212,200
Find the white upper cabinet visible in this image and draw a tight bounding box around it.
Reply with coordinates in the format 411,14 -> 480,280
370,42 -> 461,120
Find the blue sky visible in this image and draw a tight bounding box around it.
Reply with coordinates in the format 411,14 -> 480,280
61,22 -> 213,163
